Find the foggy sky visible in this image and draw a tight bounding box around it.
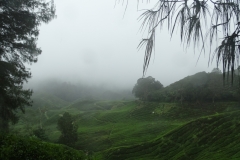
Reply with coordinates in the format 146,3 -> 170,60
27,0 -> 220,89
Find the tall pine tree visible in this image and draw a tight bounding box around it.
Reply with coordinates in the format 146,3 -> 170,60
0,0 -> 56,132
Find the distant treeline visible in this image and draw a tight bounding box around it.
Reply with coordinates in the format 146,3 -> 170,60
133,71 -> 240,103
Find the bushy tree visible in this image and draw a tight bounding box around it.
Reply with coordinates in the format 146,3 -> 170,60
33,127 -> 48,141
211,68 -> 222,74
132,76 -> 163,101
0,0 -> 56,132
57,112 -> 78,147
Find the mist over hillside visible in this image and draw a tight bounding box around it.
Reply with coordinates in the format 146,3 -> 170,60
25,68 -> 240,104
25,79 -> 135,102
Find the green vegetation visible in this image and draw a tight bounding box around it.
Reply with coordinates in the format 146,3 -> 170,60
58,112 -> 78,147
2,0 -> 239,159
132,76 -> 163,101
7,94 -> 240,159
33,128 -> 48,141
0,134 -> 85,160
0,0 -> 56,132
99,111 -> 240,160
144,72 -> 240,102
1,72 -> 239,159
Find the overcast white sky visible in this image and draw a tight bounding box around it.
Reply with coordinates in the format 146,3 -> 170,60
28,0 -> 220,88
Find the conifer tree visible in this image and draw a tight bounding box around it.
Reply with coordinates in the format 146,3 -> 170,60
0,0 -> 56,132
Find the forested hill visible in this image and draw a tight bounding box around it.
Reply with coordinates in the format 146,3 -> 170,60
166,71 -> 209,89
147,71 -> 239,102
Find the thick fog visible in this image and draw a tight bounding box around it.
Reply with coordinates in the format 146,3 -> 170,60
26,0 -> 220,89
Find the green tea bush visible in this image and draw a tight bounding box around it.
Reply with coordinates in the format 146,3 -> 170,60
0,134 -> 85,160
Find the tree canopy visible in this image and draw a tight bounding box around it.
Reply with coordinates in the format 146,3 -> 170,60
120,0 -> 240,84
0,0 -> 56,132
132,76 -> 163,100
211,68 -> 222,74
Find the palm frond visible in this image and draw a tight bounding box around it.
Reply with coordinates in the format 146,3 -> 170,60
138,29 -> 156,76
120,0 -> 240,84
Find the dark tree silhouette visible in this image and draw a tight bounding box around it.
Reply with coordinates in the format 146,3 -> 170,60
57,112 -> 78,147
132,76 -> 163,100
0,0 -> 56,132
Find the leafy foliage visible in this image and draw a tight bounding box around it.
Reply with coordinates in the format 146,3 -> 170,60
0,134 -> 85,160
33,128 -> 49,141
0,0 -> 56,131
132,76 -> 163,100
57,112 -> 78,147
0,61 -> 32,132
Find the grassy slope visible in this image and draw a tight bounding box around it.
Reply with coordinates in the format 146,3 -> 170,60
99,110 -> 240,160
10,96 -> 240,159
76,101 -> 239,152
12,98 -> 239,146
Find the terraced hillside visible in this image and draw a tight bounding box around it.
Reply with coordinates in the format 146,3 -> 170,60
6,99 -> 240,160
75,101 -> 238,152
99,111 -> 240,160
